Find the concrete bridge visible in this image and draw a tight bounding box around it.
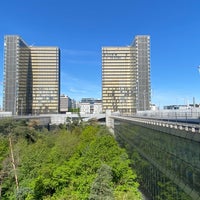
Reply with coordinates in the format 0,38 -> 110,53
0,113 -> 106,126
107,113 -> 200,200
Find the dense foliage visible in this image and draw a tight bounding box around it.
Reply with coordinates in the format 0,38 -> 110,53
0,118 -> 141,200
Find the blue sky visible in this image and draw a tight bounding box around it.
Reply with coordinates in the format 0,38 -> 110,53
1,0 -> 200,108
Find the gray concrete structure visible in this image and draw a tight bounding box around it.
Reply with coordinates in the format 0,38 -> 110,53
109,113 -> 200,200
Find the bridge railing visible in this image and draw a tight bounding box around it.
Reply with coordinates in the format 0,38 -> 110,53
135,108 -> 200,121
112,114 -> 200,134
113,117 -> 200,200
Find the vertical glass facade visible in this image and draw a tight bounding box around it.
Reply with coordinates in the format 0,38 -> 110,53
114,119 -> 200,200
3,35 -> 60,115
3,35 -> 29,115
102,35 -> 151,114
18,44 -> 31,115
133,36 -> 151,111
31,47 -> 60,114
102,47 -> 137,114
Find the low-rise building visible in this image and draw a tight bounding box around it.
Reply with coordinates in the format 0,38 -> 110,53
80,102 -> 91,114
79,98 -> 102,114
60,95 -> 72,113
94,102 -> 102,114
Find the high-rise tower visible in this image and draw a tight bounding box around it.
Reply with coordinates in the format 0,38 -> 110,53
3,35 -> 60,115
102,35 -> 150,114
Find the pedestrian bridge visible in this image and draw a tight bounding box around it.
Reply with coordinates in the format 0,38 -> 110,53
107,114 -> 200,200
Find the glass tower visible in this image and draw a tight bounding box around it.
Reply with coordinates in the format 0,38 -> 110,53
3,35 -> 60,115
102,35 -> 150,114
30,47 -> 60,115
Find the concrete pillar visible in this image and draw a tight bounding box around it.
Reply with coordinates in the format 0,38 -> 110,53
106,110 -> 114,134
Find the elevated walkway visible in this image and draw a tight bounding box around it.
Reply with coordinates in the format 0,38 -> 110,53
108,113 -> 200,200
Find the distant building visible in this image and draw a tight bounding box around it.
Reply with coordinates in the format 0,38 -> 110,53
60,95 -> 72,113
79,98 -> 102,114
3,35 -> 60,115
188,104 -> 200,108
163,105 -> 188,110
94,101 -> 102,114
81,98 -> 95,104
102,35 -> 151,114
150,104 -> 159,111
80,102 -> 91,114
71,99 -> 77,109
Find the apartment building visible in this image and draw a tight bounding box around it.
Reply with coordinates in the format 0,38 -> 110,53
60,95 -> 72,113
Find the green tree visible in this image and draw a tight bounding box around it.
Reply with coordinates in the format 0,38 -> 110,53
0,136 -> 9,199
89,164 -> 114,200
0,120 -> 141,199
33,178 -> 45,200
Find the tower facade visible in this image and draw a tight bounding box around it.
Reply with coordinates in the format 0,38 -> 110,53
102,35 -> 150,114
30,47 -> 60,115
3,35 -> 60,115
